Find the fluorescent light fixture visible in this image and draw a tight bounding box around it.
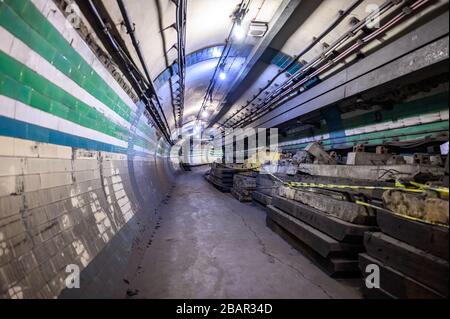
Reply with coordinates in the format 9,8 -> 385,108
212,47 -> 222,58
193,122 -> 203,134
248,21 -> 268,37
234,24 -> 245,40
201,110 -> 209,118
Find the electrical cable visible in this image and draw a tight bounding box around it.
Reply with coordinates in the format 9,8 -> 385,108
231,0 -> 431,128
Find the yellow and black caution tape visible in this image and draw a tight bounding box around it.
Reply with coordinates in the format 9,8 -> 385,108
408,181 -> 449,197
265,171 -> 449,196
355,200 -> 449,229
261,169 -> 449,195
262,170 -> 449,228
287,181 -> 427,194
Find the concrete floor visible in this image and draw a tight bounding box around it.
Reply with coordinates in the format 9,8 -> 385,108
126,168 -> 363,299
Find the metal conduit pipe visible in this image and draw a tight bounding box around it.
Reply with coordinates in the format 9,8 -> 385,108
225,0 -> 400,127
174,0 -> 187,128
230,0 -> 427,128
153,0 -> 178,131
259,0 -> 428,112
219,0 -> 365,127
195,20 -> 239,120
255,5 -> 399,111
234,0 -> 430,128
83,0 -> 172,143
117,0 -> 152,85
81,0 -> 150,89
196,37 -> 234,119
226,0 -> 400,127
232,0 -> 432,129
268,0 -> 398,97
117,0 -> 172,137
196,0 -> 253,121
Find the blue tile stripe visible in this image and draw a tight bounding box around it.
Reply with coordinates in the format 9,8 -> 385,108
0,115 -> 151,157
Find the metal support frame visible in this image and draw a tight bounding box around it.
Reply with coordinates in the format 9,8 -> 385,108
173,0 -> 187,128
217,0 -> 365,128
195,0 -> 253,122
248,12 -> 449,128
207,0 -> 305,128
230,0 -> 436,129
116,0 -> 172,137
76,0 -> 172,143
226,0 -> 401,129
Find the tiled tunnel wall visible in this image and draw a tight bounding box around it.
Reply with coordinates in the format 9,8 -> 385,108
0,0 -> 177,299
279,92 -> 449,152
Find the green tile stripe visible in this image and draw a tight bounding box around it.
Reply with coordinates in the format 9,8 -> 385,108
342,93 -> 449,130
137,127 -> 158,146
281,93 -> 449,142
0,115 -> 129,155
134,134 -> 157,150
0,50 -> 129,142
137,121 -> 155,139
281,121 -> 449,150
0,0 -> 133,123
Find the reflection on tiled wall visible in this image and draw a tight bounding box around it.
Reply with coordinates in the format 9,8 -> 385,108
0,0 -> 176,298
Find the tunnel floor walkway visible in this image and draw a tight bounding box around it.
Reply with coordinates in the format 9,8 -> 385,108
125,167 -> 362,299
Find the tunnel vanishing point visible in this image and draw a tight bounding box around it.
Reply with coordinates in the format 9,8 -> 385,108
0,0 -> 449,300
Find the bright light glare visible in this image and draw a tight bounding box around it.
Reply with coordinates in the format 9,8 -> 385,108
193,123 -> 203,134
234,24 -> 245,40
219,71 -> 227,80
201,110 -> 209,118
212,47 -> 222,58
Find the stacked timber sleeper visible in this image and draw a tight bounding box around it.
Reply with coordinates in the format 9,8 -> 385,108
359,152 -> 449,298
252,174 -> 275,206
231,173 -> 257,202
205,163 -> 236,192
360,210 -> 449,299
266,182 -> 378,277
205,163 -> 251,192
263,142 -> 448,294
252,173 -> 302,207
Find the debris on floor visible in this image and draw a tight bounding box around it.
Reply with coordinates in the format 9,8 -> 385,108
205,163 -> 252,192
233,142 -> 449,294
231,173 -> 257,202
382,190 -> 449,225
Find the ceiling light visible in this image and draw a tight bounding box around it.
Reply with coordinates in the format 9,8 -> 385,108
219,71 -> 227,80
193,125 -> 202,134
234,24 -> 245,40
212,47 -> 222,58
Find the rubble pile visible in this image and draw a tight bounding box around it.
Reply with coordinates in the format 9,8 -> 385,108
259,142 -> 448,285
231,173 -> 257,202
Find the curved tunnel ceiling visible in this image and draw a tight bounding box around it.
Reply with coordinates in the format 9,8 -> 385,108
0,0 -> 448,300
101,0 -> 286,131
99,0 -> 447,134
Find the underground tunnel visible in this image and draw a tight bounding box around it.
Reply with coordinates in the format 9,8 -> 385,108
0,0 -> 448,302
